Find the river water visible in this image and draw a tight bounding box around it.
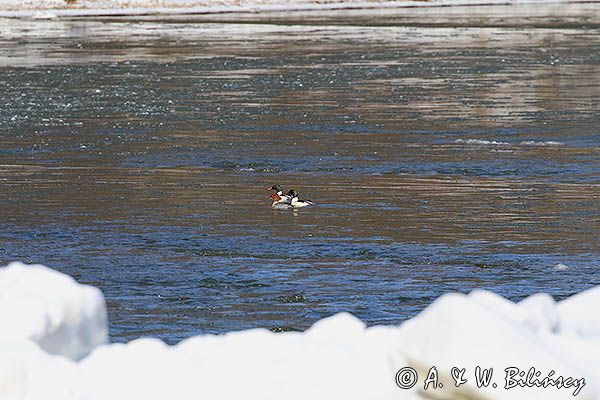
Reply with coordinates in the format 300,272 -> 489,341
0,6 -> 599,342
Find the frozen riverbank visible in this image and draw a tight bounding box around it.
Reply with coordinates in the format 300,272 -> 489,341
1,261 -> 599,399
1,0 -> 598,19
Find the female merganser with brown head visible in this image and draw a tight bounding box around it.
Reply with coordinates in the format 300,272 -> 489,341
287,189 -> 315,208
267,185 -> 292,203
269,193 -> 294,210
267,184 -> 292,203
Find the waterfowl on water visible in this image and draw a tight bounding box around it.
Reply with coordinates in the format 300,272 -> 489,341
287,189 -> 315,208
267,184 -> 292,204
269,193 -> 294,210
267,184 -> 314,209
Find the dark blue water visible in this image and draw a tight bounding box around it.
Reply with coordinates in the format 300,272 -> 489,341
0,18 -> 598,343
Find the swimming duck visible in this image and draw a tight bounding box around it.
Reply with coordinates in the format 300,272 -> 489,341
267,184 -> 292,203
287,189 -> 315,208
269,193 -> 294,210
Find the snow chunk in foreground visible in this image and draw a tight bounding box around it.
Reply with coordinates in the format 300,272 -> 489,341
0,339 -> 76,399
76,313 -> 410,400
558,286 -> 600,338
1,262 -> 600,399
398,292 -> 593,399
0,262 -> 108,360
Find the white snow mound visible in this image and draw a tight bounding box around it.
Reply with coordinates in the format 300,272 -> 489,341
0,262 -> 108,360
0,262 -> 599,400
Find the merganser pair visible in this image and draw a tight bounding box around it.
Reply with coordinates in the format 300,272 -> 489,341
268,185 -> 314,209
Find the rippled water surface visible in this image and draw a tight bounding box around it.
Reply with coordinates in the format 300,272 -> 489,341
0,7 -> 599,342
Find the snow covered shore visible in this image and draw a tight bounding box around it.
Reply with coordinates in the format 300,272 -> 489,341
0,263 -> 107,360
1,0 -> 596,19
1,261 -> 599,399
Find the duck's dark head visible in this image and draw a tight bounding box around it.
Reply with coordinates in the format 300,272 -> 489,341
268,184 -> 283,192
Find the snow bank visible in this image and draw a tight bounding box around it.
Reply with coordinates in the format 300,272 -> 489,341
558,286 -> 600,338
0,0 -> 590,18
398,291 -> 595,399
1,262 -> 599,399
0,262 -> 108,360
454,138 -> 566,147
74,315 -> 409,400
0,339 -> 77,399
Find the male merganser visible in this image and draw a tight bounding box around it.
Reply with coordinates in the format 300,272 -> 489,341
270,193 -> 294,210
267,184 -> 292,203
287,189 -> 315,208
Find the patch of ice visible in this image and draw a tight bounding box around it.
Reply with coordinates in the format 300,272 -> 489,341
468,290 -> 559,334
0,262 -> 108,360
455,138 -> 510,146
519,140 -> 565,147
554,262 -> 570,271
558,286 -> 600,338
0,0 -> 581,17
454,139 -> 567,148
0,338 -> 77,399
31,11 -> 58,19
2,262 -> 600,399
73,313 -> 409,400
397,292 -> 593,399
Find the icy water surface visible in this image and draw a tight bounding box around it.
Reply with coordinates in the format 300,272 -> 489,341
0,8 -> 599,342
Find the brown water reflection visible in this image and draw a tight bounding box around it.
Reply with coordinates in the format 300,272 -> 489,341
0,8 -> 599,342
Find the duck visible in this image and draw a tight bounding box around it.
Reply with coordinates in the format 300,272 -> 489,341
287,189 -> 315,208
269,193 -> 294,210
267,184 -> 292,204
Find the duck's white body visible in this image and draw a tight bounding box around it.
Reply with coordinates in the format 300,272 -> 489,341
270,193 -> 293,210
291,197 -> 314,208
268,185 -> 314,210
272,202 -> 294,210
276,191 -> 292,204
